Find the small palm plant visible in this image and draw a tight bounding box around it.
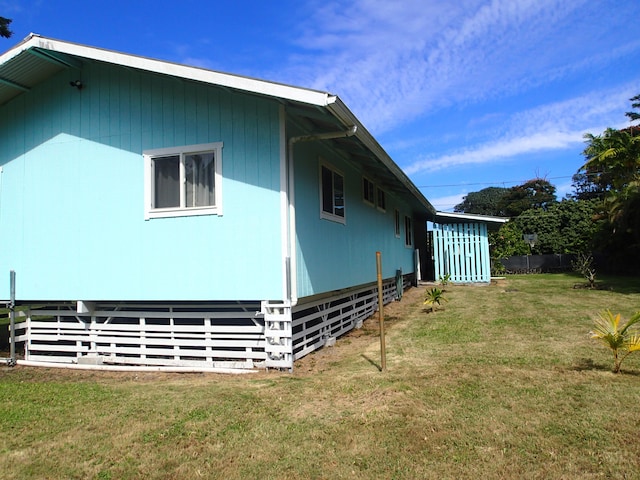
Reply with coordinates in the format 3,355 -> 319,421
424,287 -> 448,313
438,273 -> 451,288
590,310 -> 640,373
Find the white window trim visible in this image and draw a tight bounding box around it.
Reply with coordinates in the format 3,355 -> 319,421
395,209 -> 401,238
319,160 -> 346,225
143,142 -> 223,220
362,176 -> 375,206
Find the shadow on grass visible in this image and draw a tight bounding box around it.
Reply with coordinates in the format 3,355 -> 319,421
421,308 -> 445,315
361,354 -> 383,372
571,357 -> 640,376
571,357 -> 609,372
567,272 -> 640,294
599,275 -> 640,294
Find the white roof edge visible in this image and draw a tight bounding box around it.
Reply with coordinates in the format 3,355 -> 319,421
434,211 -> 509,223
0,32 -> 40,64
2,34 -> 335,107
2,35 -> 434,214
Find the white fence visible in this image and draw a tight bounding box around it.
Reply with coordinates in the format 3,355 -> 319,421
19,303 -> 265,369
292,277 -> 402,360
432,222 -> 491,283
10,276 -> 409,371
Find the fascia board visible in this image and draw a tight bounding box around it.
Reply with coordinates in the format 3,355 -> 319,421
0,33 -> 41,65
2,34 -> 335,107
434,212 -> 509,224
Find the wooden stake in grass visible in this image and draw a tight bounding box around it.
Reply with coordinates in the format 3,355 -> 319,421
376,251 -> 386,372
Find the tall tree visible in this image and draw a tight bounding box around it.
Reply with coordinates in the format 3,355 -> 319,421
570,172 -> 607,201
582,126 -> 640,192
626,94 -> 640,122
513,199 -> 602,254
497,178 -> 557,217
0,17 -> 12,38
454,186 -> 508,216
579,94 -> 640,270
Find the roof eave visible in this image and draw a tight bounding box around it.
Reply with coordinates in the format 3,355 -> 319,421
1,34 -> 336,107
434,211 -> 509,224
326,98 -> 436,216
2,35 -> 433,216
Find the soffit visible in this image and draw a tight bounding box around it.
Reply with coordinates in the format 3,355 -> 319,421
285,102 -> 434,217
0,49 -> 69,105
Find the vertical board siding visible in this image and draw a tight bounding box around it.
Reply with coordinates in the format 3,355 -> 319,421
0,62 -> 283,301
293,137 -> 418,298
432,223 -> 490,283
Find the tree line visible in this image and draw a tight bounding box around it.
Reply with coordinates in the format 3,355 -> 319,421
454,95 -> 640,273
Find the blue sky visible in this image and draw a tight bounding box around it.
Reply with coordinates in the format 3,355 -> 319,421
2,0 -> 639,211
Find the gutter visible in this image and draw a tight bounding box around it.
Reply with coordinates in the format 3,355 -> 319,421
285,124 -> 357,306
326,98 -> 436,216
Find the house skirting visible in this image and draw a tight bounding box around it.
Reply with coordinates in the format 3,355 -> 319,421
11,276 -> 411,372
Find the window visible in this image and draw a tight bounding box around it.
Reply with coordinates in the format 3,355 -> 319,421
363,177 -> 375,205
320,162 -> 345,224
144,142 -> 222,219
395,209 -> 401,237
405,216 -> 413,247
376,187 -> 386,212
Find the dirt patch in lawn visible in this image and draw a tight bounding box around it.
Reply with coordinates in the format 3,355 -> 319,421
292,285 -> 425,375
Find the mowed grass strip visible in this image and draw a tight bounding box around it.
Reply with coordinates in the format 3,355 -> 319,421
1,273 -> 640,479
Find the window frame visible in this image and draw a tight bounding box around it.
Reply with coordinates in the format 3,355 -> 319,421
395,209 -> 401,238
404,215 -> 413,247
143,142 -> 223,219
319,160 -> 346,224
376,187 -> 386,212
362,176 -> 375,206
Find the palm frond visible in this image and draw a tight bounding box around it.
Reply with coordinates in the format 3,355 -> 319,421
619,311 -> 640,335
626,334 -> 640,353
591,311 -> 624,349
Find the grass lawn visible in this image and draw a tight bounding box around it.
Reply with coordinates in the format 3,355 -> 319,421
1,273 -> 640,479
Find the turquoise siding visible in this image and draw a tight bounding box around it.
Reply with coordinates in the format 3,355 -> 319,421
293,140 -> 417,298
0,63 -> 283,301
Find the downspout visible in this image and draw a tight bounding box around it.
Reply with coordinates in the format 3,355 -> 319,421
285,124 -> 357,306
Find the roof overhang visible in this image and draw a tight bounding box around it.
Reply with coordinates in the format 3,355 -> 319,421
434,211 -> 509,227
0,34 -> 435,217
0,34 -> 335,107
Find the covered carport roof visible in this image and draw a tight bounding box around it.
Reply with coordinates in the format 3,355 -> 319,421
0,34 -> 435,218
433,211 -> 508,230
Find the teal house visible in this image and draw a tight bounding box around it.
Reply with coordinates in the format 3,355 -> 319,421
0,35 -> 435,371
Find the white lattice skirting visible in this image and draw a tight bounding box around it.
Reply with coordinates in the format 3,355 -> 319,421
10,276 -> 410,371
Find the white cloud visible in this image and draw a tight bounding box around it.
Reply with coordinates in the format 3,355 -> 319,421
404,85 -> 638,175
405,131 -> 582,174
280,0 -> 628,134
555,181 -> 574,199
428,193 -> 467,212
